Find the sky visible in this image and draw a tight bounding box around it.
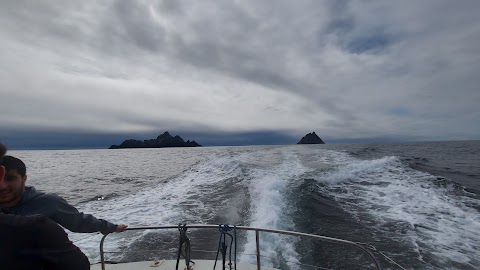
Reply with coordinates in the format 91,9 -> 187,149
1,0 -> 479,148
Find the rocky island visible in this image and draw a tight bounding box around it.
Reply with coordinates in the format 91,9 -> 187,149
109,132 -> 201,149
297,132 -> 325,144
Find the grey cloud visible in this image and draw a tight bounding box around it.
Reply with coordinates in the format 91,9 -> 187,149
104,0 -> 166,52
1,0 -> 480,144
155,0 -> 184,15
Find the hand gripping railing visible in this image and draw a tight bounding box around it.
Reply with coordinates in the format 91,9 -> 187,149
99,224 -> 381,270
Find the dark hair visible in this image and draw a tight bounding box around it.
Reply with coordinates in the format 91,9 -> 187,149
0,143 -> 6,158
1,156 -> 26,177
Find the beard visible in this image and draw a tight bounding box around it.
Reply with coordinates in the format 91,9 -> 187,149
0,184 -> 25,208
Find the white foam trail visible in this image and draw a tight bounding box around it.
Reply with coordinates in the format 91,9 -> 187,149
240,149 -> 307,270
318,156 -> 480,267
71,153 -> 245,262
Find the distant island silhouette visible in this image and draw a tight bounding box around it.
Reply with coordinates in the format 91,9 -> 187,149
109,132 -> 201,149
297,132 -> 325,144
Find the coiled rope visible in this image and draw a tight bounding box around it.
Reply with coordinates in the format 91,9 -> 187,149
213,224 -> 237,270
176,223 -> 194,270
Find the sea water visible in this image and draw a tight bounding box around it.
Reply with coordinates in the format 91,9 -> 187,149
10,141 -> 480,269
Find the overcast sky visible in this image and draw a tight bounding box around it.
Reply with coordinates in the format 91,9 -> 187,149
1,0 -> 479,148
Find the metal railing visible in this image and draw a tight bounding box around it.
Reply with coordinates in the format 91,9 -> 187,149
99,224 -> 381,270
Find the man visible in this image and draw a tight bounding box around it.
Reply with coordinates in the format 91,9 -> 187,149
0,210 -> 91,270
0,155 -> 128,234
0,143 -> 90,269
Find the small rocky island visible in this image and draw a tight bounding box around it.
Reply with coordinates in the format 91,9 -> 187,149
109,131 -> 201,149
297,132 -> 325,144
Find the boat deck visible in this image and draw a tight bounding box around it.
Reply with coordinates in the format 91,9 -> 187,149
93,224 -> 382,270
91,259 -> 279,270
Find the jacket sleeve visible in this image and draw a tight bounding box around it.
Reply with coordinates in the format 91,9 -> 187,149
35,217 -> 91,270
48,194 -> 118,234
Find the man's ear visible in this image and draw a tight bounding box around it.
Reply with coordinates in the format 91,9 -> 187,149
22,174 -> 27,184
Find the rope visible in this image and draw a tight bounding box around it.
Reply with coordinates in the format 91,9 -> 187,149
234,225 -> 237,270
214,224 -> 237,270
175,223 -> 194,270
213,225 -> 225,270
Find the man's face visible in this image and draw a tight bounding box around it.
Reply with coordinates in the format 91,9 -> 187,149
0,169 -> 27,208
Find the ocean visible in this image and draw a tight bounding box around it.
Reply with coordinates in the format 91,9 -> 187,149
9,141 -> 480,269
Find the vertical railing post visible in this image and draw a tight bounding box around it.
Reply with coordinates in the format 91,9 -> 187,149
255,230 -> 261,270
100,234 -> 108,270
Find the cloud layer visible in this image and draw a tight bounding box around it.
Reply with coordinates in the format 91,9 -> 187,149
1,0 -> 479,146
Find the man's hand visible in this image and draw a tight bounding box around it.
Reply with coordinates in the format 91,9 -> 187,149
115,224 -> 128,232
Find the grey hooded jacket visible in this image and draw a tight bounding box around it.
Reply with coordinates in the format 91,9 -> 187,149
0,211 -> 90,270
2,186 -> 117,234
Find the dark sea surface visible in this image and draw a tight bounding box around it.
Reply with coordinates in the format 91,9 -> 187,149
10,141 -> 480,269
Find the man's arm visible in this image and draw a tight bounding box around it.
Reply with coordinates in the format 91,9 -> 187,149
49,194 -> 124,234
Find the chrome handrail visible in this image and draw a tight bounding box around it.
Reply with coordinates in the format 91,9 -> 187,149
100,224 -> 381,270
